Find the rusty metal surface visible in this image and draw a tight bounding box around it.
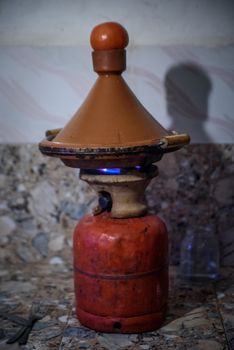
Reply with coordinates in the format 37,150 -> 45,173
73,212 -> 168,333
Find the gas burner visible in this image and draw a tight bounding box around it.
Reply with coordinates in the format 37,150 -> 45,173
80,164 -> 158,219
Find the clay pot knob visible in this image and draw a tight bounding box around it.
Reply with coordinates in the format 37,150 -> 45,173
90,22 -> 129,51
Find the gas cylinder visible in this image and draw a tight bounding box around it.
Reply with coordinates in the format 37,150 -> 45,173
73,212 -> 168,333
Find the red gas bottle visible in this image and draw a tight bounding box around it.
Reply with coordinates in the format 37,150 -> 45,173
73,211 -> 168,333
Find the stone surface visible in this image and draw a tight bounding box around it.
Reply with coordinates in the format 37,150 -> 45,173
0,340 -> 21,349
160,307 -> 210,334
49,256 -> 64,265
0,263 -> 232,349
147,144 -> 234,265
97,334 -> 133,350
16,241 -> 37,263
0,216 -> 16,236
0,281 -> 35,293
32,232 -> 49,257
214,177 -> 234,205
59,315 -> 69,323
49,233 -> 64,252
28,181 -> 58,227
0,144 -> 233,266
193,340 -> 224,350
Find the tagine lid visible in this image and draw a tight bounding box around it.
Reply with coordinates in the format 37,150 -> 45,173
39,22 -> 190,168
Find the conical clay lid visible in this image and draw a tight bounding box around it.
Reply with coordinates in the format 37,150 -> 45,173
54,74 -> 168,148
39,22 -> 189,168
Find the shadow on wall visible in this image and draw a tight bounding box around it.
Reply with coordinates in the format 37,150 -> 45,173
165,63 -> 212,143
145,63 -> 234,266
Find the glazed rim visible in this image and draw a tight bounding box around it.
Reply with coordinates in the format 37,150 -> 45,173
39,129 -> 190,157
39,138 -> 179,158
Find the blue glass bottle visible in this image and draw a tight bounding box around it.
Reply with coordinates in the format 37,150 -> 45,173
180,225 -> 219,281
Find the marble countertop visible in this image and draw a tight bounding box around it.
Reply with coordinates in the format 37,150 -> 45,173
0,263 -> 233,350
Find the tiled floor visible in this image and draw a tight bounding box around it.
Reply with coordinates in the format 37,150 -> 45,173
0,263 -> 233,349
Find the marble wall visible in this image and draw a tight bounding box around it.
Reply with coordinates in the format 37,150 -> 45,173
0,144 -> 233,267
0,46 -> 233,144
0,1 -> 234,143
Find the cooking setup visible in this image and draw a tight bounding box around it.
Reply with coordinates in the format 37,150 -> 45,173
39,22 -> 190,333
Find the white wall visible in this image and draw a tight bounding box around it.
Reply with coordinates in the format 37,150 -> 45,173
0,0 -> 233,143
0,0 -> 234,47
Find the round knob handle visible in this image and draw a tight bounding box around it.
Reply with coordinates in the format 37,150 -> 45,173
90,22 -> 129,51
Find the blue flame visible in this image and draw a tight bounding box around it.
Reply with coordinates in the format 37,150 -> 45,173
97,166 -> 141,175
98,168 -> 121,175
